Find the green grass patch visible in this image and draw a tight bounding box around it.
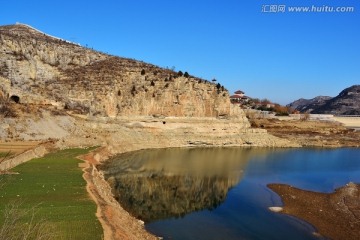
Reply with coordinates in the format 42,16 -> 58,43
0,148 -> 103,240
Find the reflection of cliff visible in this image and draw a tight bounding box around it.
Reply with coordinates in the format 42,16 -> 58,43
108,174 -> 237,222
101,148 -> 269,222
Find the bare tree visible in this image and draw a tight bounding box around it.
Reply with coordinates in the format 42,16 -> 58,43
0,201 -> 57,240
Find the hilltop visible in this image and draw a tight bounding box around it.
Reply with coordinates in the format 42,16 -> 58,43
287,85 -> 360,115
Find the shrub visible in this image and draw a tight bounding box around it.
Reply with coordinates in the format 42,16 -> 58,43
141,69 -> 146,75
184,72 -> 190,78
131,85 -> 136,96
301,112 -> 311,121
177,71 -> 183,77
275,112 -> 289,116
0,95 -> 17,118
0,202 -> 56,240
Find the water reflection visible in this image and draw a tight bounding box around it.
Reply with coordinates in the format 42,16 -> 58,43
102,148 -> 360,240
100,148 -> 269,222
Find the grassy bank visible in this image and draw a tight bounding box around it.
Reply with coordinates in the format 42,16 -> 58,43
0,148 -> 103,240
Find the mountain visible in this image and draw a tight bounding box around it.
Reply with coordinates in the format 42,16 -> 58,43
0,23 -> 229,117
287,96 -> 332,113
287,85 -> 360,115
313,85 -> 360,115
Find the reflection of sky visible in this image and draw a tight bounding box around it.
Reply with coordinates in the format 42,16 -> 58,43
243,148 -> 360,192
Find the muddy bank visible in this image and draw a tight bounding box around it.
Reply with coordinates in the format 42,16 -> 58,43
268,183 -> 360,240
79,148 -> 158,240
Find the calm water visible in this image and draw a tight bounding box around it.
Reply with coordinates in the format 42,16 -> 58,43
100,148 -> 360,240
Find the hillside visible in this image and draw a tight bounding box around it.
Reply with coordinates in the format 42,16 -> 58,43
287,96 -> 332,113
0,23 -> 229,117
313,85 -> 360,115
287,85 -> 360,115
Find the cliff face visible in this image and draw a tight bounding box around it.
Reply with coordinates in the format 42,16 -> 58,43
0,24 -> 298,149
0,24 -> 230,117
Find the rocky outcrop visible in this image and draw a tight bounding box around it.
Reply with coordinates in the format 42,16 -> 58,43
0,23 -> 229,117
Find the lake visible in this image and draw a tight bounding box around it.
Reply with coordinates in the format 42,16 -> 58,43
100,148 -> 360,240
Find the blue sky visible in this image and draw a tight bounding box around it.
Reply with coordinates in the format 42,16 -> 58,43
1,0 -> 359,104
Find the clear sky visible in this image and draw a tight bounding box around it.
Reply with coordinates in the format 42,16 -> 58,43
1,0 -> 359,104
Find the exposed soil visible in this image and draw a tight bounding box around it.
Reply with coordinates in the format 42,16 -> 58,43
249,118 -> 360,147
268,183 -> 360,240
0,141 -> 41,154
78,149 -> 158,240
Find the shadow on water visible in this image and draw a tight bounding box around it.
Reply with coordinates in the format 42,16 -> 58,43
100,148 -> 360,240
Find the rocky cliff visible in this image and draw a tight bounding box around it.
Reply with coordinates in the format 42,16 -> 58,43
0,23 -> 298,150
0,23 -> 229,117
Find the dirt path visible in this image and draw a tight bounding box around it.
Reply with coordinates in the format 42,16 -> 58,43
268,183 -> 360,240
78,148 -> 158,240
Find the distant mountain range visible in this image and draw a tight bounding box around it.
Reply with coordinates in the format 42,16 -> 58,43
287,85 -> 360,115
